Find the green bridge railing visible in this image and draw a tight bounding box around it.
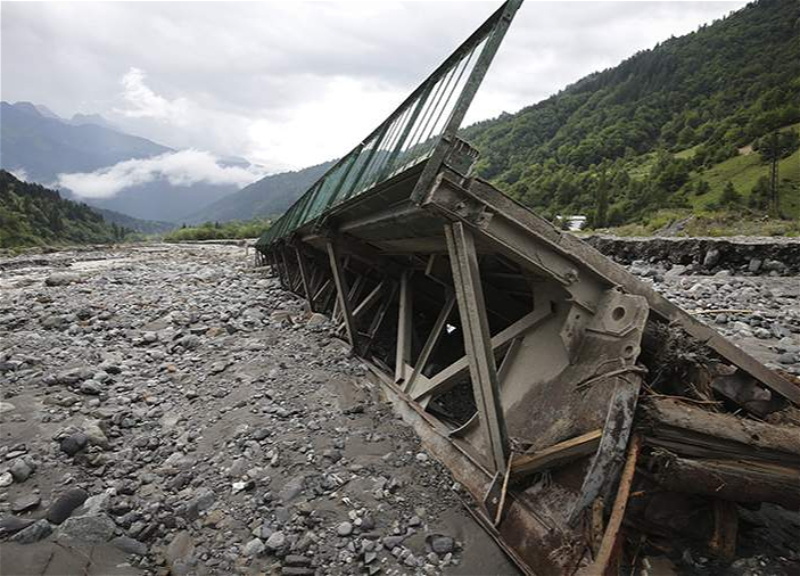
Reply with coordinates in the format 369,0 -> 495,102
256,0 -> 521,248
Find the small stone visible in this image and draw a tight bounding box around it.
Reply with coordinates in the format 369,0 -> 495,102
415,452 -> 429,463
112,535 -> 148,556
337,521 -> 353,536
281,569 -> 315,576
748,258 -> 762,273
427,534 -> 455,555
176,335 -> 201,350
47,488 -> 89,524
0,515 -> 36,536
10,459 -> 33,482
45,272 -> 82,286
778,352 -> 797,365
754,328 -> 771,339
60,432 -> 88,456
0,472 -> 12,487
11,519 -> 52,544
703,249 -> 721,268
57,514 -> 116,543
80,380 -> 103,395
306,313 -> 327,326
243,538 -> 265,557
383,535 -> 404,549
284,555 -> 312,567
271,310 -> 292,322
166,530 -> 195,576
266,531 -> 286,552
210,361 -> 228,374
11,494 -> 41,513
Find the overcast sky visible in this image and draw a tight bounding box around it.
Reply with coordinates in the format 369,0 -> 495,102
2,1 -> 747,174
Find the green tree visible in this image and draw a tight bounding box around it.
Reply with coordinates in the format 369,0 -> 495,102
720,181 -> 742,206
750,176 -> 771,210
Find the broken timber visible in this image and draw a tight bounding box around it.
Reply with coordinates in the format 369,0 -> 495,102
256,1 -> 800,573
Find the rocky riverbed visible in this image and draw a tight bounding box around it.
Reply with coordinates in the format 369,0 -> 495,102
1,243 -> 799,576
0,244 -> 515,576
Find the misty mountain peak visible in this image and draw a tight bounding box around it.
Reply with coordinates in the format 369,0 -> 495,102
9,101 -> 43,117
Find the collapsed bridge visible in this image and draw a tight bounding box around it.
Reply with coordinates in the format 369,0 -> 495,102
256,2 -> 800,574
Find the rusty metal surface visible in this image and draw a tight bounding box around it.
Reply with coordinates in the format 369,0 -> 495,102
256,2 -> 800,573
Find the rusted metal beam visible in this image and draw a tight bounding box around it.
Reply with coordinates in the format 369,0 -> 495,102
406,289 -> 456,395
424,174 -> 800,405
295,246 -> 314,312
364,280 -> 397,355
445,221 -> 509,473
412,305 -> 552,402
327,239 -> 357,348
569,378 -> 641,526
395,270 -> 414,384
338,279 -> 386,333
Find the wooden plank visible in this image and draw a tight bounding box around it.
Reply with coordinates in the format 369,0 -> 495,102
446,221 -> 509,472
511,430 -> 602,481
710,500 -> 738,561
590,434 -> 641,576
395,270 -> 413,383
406,290 -> 456,394
642,397 -> 800,464
327,240 -> 357,347
652,453 -> 800,509
412,305 -> 552,401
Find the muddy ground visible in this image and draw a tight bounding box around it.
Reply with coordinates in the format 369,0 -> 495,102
1,242 -> 798,576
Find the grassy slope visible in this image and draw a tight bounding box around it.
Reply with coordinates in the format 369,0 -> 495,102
686,123 -> 800,219
612,123 -> 800,235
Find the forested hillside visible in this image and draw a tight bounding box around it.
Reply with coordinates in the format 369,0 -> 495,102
0,171 -> 130,249
184,160 -> 335,224
92,207 -> 176,234
462,0 -> 800,230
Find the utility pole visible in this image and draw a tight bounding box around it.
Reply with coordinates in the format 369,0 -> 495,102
764,130 -> 781,218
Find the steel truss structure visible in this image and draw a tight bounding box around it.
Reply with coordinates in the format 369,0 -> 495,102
256,2 -> 800,574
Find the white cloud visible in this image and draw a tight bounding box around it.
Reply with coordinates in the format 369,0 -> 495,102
114,67 -> 191,124
9,168 -> 29,182
2,2 -> 748,170
57,150 -> 265,199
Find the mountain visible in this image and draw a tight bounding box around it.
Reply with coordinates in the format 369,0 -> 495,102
184,160 -> 335,224
0,170 -> 129,249
459,0 -> 800,228
33,104 -> 62,120
0,101 -> 245,222
92,207 -> 176,235
70,113 -> 117,130
1,101 -> 170,180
